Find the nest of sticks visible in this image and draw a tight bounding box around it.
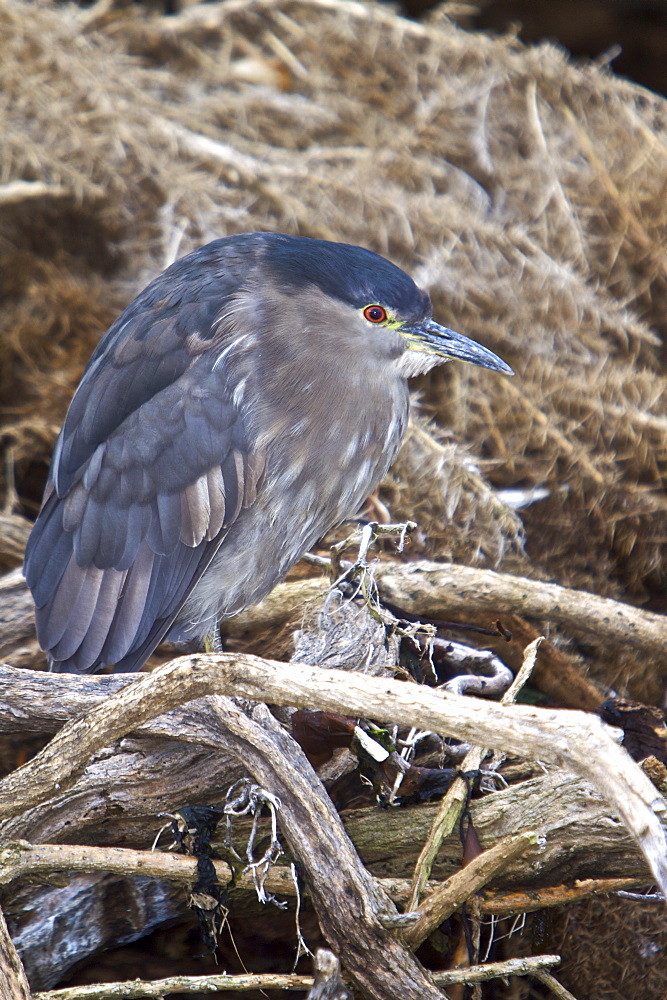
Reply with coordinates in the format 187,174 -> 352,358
1,1 -> 667,998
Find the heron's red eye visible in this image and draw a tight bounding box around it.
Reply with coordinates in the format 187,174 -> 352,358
363,305 -> 387,323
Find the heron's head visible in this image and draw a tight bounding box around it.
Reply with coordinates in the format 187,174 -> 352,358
260,233 -> 513,378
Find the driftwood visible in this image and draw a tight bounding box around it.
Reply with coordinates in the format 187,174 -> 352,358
0,656 -> 663,871
0,766 -> 654,890
0,644 -> 662,996
229,560 -> 667,660
0,656 -> 663,863
26,954 -> 566,1000
0,667 -> 444,1000
2,558 -> 661,707
0,903 -> 31,1000
1,655 -> 663,883
0,565 -> 665,995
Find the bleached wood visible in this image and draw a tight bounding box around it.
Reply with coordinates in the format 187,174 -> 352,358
0,654 -> 665,893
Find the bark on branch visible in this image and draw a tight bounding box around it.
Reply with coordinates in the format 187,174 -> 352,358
374,561 -> 667,659
0,654 -> 665,894
29,954 -> 564,999
0,903 -> 31,1000
230,560 -> 667,660
0,664 -> 645,891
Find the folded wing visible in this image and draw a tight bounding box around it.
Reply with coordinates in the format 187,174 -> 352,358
25,251 -> 264,672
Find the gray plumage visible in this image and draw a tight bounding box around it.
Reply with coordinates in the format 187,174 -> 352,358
24,232 -> 511,672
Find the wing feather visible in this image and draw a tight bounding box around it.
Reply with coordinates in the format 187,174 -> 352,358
118,503 -> 152,570
110,543 -> 217,673
181,475 -> 211,546
151,493 -> 182,555
62,485 -> 87,532
47,564 -> 105,661
73,494 -> 105,567
42,558 -> 102,649
25,496 -> 72,607
55,567 -> 127,667
206,466 -> 226,539
100,542 -> 155,663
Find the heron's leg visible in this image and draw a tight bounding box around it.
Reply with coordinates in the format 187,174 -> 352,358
203,621 -> 223,654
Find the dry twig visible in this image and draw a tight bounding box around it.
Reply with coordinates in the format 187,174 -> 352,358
0,839 -> 651,919
29,954 -> 566,999
403,831 -> 537,950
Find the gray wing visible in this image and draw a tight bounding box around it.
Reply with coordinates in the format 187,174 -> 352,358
24,244 -> 265,672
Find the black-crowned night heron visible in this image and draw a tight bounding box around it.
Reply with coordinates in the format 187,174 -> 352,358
24,232 -> 512,673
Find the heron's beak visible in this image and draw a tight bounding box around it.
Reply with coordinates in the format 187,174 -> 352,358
404,318 -> 513,374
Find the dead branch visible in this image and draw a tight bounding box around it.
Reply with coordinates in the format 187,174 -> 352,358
404,832 -> 537,950
0,661 -> 128,734
434,954 -> 562,986
34,972 -> 314,998
532,970 -> 580,1000
0,841 -> 235,890
482,878 -> 649,915
1,559 -> 663,687
0,666 -> 643,889
407,744 -> 487,910
0,839 -> 650,920
30,954 -> 565,999
204,698 -> 443,1000
228,561 -> 667,662
0,653 -> 664,892
342,768 -> 651,885
0,902 -> 31,1000
373,562 -> 667,659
